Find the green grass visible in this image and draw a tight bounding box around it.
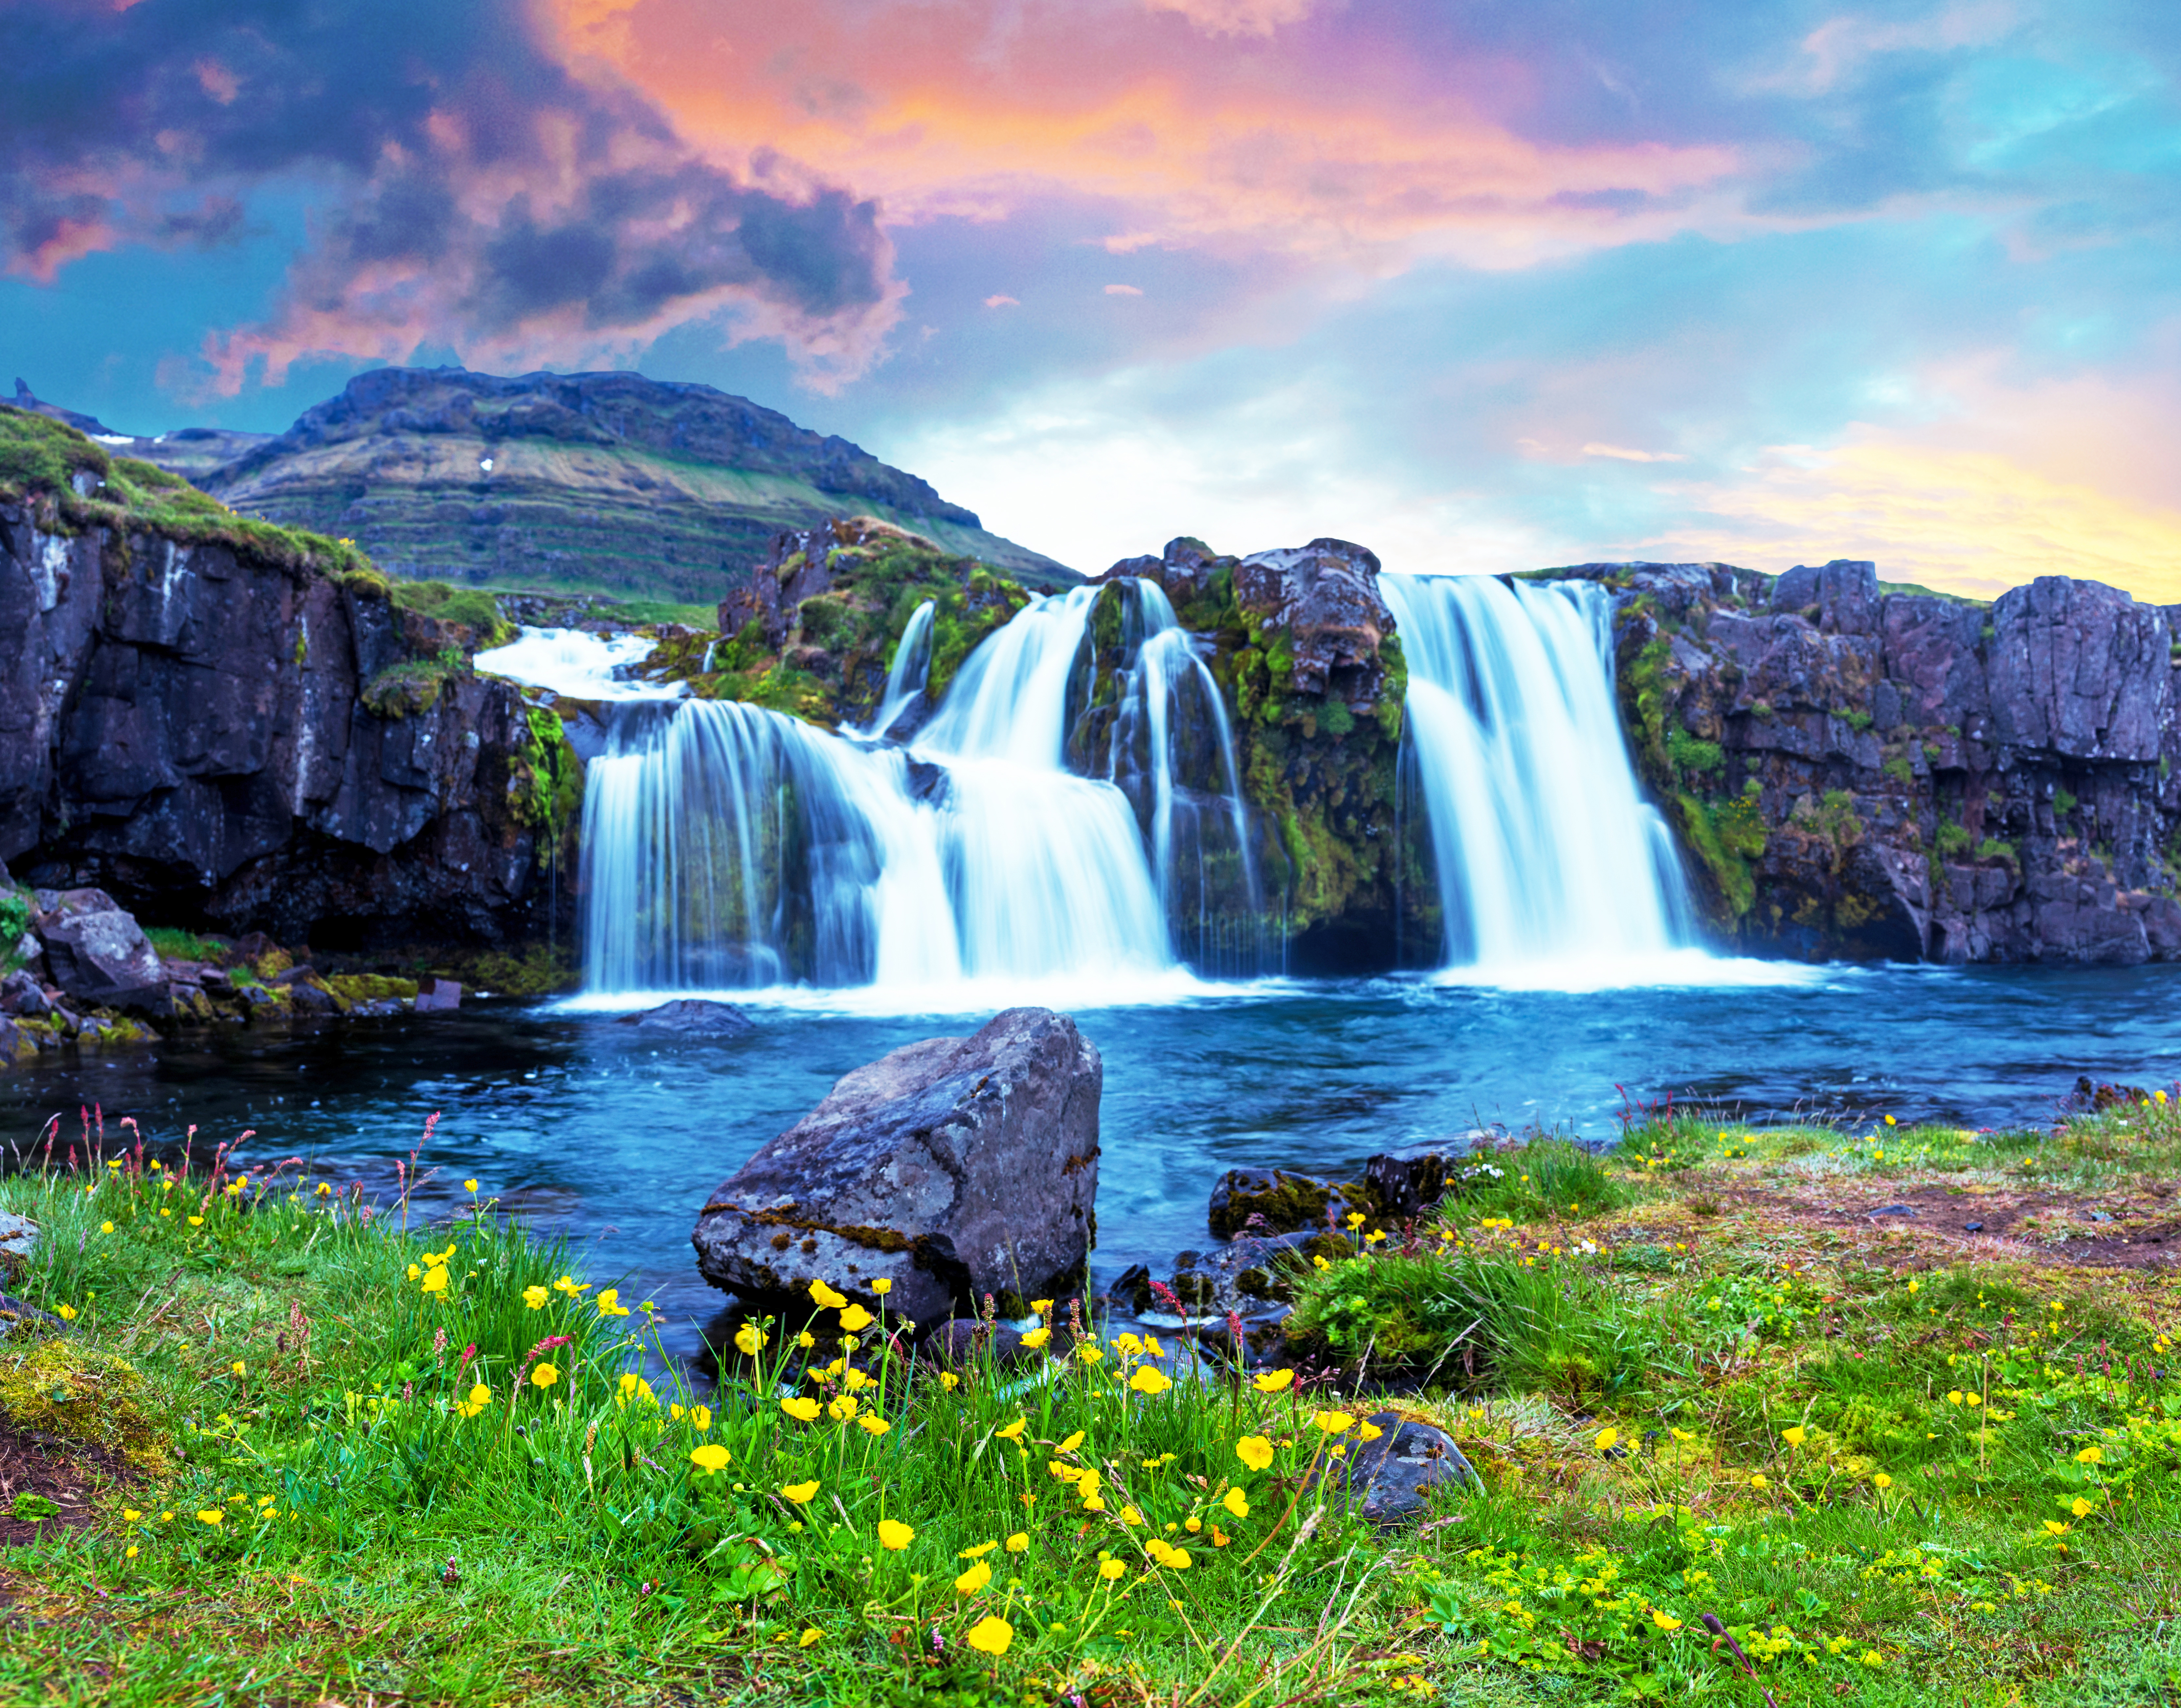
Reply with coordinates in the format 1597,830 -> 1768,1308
141,927 -> 222,963
8,1096 -> 2181,1704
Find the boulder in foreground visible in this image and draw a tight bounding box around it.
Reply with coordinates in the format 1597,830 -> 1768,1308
691,1007 -> 1101,1325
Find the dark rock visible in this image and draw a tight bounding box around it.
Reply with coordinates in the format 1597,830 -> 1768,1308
1234,538 -> 1393,703
37,890 -> 167,1012
0,1291 -> 64,1339
288,980 -> 338,1015
270,963 -> 317,985
1364,1146 -> 1460,1220
1342,1410 -> 1476,1525
1964,1221 -> 1984,1232
1606,558 -> 2181,964
0,1211 -> 30,1272
692,1007 -> 1102,1326
619,998 -> 754,1036
0,490 -> 572,955
1116,1229 -> 1333,1323
413,976 -> 462,1012
1208,1168 -> 1362,1240
0,970 -> 44,1016
2074,1075 -> 2149,1111
1868,1204 -> 1918,1218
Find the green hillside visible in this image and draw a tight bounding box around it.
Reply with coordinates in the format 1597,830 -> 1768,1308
20,368 -> 1074,605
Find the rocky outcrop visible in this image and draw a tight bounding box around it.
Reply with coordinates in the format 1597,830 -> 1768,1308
0,404 -> 577,956
35,889 -> 165,1012
691,1007 -> 1102,1324
1602,558 -> 2181,962
694,516 -> 1043,727
1080,537 -> 1419,970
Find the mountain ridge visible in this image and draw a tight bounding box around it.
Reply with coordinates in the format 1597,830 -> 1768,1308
11,368 -> 1072,604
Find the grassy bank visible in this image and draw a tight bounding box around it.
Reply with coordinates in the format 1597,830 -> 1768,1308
3,1094 -> 2180,1705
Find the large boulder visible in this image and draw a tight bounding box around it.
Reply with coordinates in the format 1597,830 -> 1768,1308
35,889 -> 166,1012
691,1007 -> 1102,1325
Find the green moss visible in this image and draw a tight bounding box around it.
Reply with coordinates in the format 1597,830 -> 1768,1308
144,926 -> 222,963
0,1334 -> 166,1470
0,405 -> 110,497
2054,787 -> 2078,815
1882,754 -> 1914,784
1842,708 -> 1874,732
323,974 -> 418,1003
1977,837 -> 2018,867
362,649 -> 469,717
1676,792 -> 1763,918
513,704 -> 583,842
1666,727 -> 1722,774
1935,819 -> 1973,858
390,579 -> 514,648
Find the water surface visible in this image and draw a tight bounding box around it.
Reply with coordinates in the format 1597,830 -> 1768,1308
7,965 -> 2175,1359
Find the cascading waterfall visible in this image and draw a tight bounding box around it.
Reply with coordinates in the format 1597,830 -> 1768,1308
1097,581 -> 1263,974
580,699 -> 959,991
859,599 -> 935,739
492,560 -> 1698,1000
1380,573 -> 1692,976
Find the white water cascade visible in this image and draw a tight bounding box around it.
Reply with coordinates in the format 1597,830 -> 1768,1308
1380,573 -> 1692,978
859,599 -> 935,739
566,582 -> 1253,996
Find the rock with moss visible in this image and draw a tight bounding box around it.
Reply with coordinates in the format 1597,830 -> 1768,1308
1080,537 -> 1427,969
0,403 -> 569,955
1580,557 -> 2181,962
691,515 -> 1046,728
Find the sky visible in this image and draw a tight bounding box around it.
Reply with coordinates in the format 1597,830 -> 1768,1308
3,0 -> 2178,600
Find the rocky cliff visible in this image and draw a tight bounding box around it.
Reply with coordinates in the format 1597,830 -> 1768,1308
1599,558 -> 2181,962
106,367 -> 1070,607
0,404 -> 576,959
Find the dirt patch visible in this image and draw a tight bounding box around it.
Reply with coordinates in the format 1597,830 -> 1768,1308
0,1413 -> 125,1549
1706,1179 -> 2181,1271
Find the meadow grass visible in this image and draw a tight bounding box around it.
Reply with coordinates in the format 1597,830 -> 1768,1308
3,1094 -> 2180,1704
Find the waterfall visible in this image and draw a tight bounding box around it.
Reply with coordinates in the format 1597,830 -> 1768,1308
1381,573 -> 1691,977
579,700 -> 958,991
1097,581 -> 1263,974
859,600 -> 934,739
912,587 -> 1174,981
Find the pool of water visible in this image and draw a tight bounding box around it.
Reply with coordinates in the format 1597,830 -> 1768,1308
7,963 -> 2177,1360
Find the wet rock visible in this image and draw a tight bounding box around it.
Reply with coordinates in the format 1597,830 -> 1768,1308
0,970 -> 44,1016
0,1291 -> 67,1338
2074,1075 -> 2149,1112
620,998 -> 755,1037
0,1211 -> 35,1272
1364,1146 -> 1462,1221
692,1007 -> 1102,1326
37,890 -> 166,1013
1208,1167 -> 1362,1240
413,976 -> 462,1012
1113,1229 -> 1336,1323
1342,1410 -> 1476,1525
1233,538 -> 1394,703
288,980 -> 338,1016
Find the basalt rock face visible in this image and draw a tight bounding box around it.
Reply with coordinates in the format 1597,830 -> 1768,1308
691,1007 -> 1102,1325
1597,559 -> 2181,962
1079,536 -> 1421,971
0,439 -> 574,952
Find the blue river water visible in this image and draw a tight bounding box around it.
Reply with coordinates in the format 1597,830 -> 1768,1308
5,963 -> 2178,1359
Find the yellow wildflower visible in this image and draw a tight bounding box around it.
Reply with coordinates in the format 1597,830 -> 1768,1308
1129,1365 -> 1173,1396
531,1362 -> 559,1389
809,1279 -> 848,1309
781,1480 -> 820,1505
877,1519 -> 914,1550
1311,1410 -> 1355,1435
1252,1369 -> 1294,1394
522,1285 -> 548,1309
838,1303 -> 874,1333
955,1558 -> 992,1594
965,1614 -> 1013,1655
1223,1487 -> 1249,1519
735,1322 -> 768,1356
1236,1435 -> 1276,1471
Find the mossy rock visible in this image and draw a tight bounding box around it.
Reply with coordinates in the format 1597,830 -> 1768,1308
324,974 -> 419,1003
0,1335 -> 167,1471
1207,1168 -> 1365,1240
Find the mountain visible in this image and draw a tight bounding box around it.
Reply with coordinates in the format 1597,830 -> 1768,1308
14,368 -> 1072,606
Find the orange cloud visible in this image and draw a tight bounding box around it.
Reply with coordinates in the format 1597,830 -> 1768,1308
1639,433 -> 2181,604
548,0 -> 1751,273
